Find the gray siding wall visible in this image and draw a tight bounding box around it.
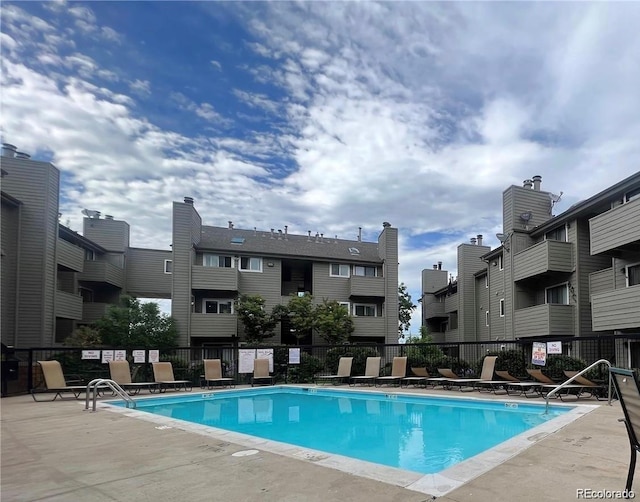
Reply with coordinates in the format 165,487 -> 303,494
126,248 -> 172,297
1,200 -> 19,345
379,226 -> 399,344
590,197 -> 640,255
350,276 -> 385,297
171,201 -> 201,344
589,268 -> 614,296
57,239 -> 85,272
488,260 -> 507,340
313,262 -> 350,301
80,261 -> 125,287
190,313 -> 238,337
56,290 -> 83,319
515,304 -> 575,337
457,243 -> 489,341
238,259 -> 282,310
192,266 -> 238,290
475,275 -> 490,341
0,157 -> 59,347
513,240 -> 573,281
575,218 -> 613,336
83,218 -> 130,252
502,185 -> 554,236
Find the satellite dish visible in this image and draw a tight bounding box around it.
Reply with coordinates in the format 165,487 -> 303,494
81,209 -> 100,218
520,212 -> 532,222
549,191 -> 563,203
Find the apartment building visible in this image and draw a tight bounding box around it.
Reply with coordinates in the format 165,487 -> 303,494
422,172 -> 640,343
1,144 -> 399,347
171,198 -> 399,346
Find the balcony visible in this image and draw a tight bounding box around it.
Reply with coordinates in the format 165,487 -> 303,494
349,276 -> 385,297
590,198 -> 640,255
351,316 -> 386,338
514,303 -> 575,338
190,313 -> 238,337
444,293 -> 458,313
57,239 -> 84,272
192,266 -> 238,291
55,291 -> 83,319
79,260 -> 124,288
513,240 -> 573,282
424,301 -> 445,320
82,303 -> 112,323
591,286 -> 640,331
589,268 -> 614,296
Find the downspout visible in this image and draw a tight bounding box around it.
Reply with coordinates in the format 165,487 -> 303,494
14,203 -> 22,347
482,258 -> 492,341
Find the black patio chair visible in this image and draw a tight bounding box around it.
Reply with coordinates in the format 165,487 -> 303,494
610,367 -> 640,495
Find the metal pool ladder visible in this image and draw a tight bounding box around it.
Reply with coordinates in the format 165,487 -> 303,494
84,378 -> 136,412
544,359 -> 612,413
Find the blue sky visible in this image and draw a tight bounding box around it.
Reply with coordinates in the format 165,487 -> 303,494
2,2 -> 640,333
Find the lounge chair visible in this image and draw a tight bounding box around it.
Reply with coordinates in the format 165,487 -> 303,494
152,362 -> 192,392
350,357 -> 381,386
31,360 -> 86,401
494,370 -> 541,396
203,359 -> 235,389
401,367 -> 444,388
439,356 -> 497,391
526,368 -> 583,399
563,370 -> 608,400
251,358 -> 274,386
610,367 -> 640,494
315,357 -> 353,385
375,357 -> 407,387
109,360 -> 158,395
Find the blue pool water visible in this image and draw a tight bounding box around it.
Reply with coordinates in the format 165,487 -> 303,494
113,387 -> 571,474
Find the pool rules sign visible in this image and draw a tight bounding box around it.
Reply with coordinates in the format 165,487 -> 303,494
532,342 -> 547,366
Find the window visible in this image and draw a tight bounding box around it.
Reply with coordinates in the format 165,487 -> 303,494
545,225 -> 567,242
626,263 -> 640,287
85,249 -> 95,261
240,256 -> 262,272
485,311 -> 490,327
498,255 -> 504,270
203,254 -> 233,268
338,301 -> 350,313
230,237 -> 245,244
449,311 -> 458,330
354,304 -> 376,317
164,259 -> 172,274
203,299 -> 234,314
499,299 -> 505,317
330,263 -> 350,277
625,187 -> 640,203
546,283 -> 569,305
353,265 -> 376,277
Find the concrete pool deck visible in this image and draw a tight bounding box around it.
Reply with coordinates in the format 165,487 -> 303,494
1,386 -> 634,502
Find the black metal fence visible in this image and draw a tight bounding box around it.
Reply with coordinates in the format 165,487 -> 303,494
2,334 -> 639,397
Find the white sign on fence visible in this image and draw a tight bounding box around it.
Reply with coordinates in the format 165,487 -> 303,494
148,350 -> 159,363
547,341 -> 562,354
101,350 -> 114,364
239,349 -> 257,374
288,348 -> 300,365
532,342 -> 547,366
82,350 -> 100,360
256,348 -> 274,372
133,350 -> 146,363
114,350 -> 127,361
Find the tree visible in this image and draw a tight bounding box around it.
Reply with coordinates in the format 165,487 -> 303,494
95,296 -> 178,348
398,282 -> 416,335
63,326 -> 102,347
236,294 -> 279,343
315,299 -> 354,344
279,294 -> 316,344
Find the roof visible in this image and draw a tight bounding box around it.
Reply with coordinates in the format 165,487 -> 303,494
530,171 -> 640,236
198,226 -> 383,263
58,224 -> 107,253
1,191 -> 22,207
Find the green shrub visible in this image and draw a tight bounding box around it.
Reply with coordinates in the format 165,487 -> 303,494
288,353 -> 324,383
539,355 -> 586,381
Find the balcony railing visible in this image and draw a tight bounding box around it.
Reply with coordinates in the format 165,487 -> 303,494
514,303 -> 575,337
191,266 -> 238,291
444,293 -> 458,313
351,316 -> 386,338
513,240 -> 573,282
589,268 -> 614,296
590,198 -> 640,255
79,261 -> 124,287
57,239 -> 85,272
424,302 -> 445,319
591,286 -> 640,331
349,276 -> 385,297
190,313 -> 238,337
55,291 -> 83,319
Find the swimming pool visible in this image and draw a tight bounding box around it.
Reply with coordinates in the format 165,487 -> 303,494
110,386 -> 578,476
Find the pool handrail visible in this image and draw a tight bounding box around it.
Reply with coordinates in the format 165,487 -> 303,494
544,359 -> 612,413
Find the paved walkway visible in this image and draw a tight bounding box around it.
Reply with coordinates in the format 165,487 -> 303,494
1,387 -> 634,502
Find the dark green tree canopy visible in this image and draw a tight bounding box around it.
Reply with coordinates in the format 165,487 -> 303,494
95,296 -> 178,348
398,282 -> 416,335
315,299 -> 354,344
236,294 -> 279,343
